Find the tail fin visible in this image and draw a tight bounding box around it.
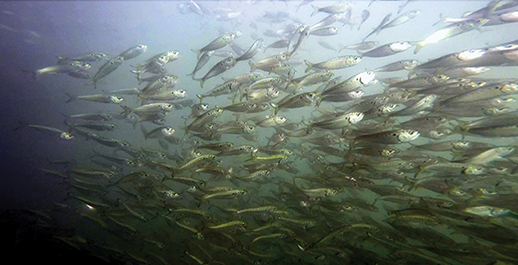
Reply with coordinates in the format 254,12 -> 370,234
310,5 -> 320,17
194,78 -> 205,88
22,69 -> 38,80
64,92 -> 77,103
191,49 -> 201,59
249,61 -> 257,72
140,125 -> 149,139
412,42 -> 424,54
304,60 -> 313,73
270,103 -> 279,115
196,94 -> 204,103
86,79 -> 97,89
432,13 -> 446,27
120,105 -> 132,118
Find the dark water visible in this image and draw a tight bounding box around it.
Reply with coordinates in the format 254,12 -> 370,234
2,1 -> 518,264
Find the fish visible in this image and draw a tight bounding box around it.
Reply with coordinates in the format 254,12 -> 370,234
194,57 -> 236,88
236,39 -> 263,62
187,50 -> 214,78
363,13 -> 392,41
379,10 -> 421,33
304,55 -> 362,73
272,92 -> 319,114
25,61 -> 91,80
119,44 -> 147,60
87,56 -> 124,89
65,93 -> 124,104
339,41 -> 379,52
28,125 -> 74,140
413,18 -> 489,54
57,52 -> 108,62
353,129 -> 420,145
310,3 -> 352,17
309,27 -> 339,36
360,41 -> 413,57
358,10 -> 370,31
192,32 -> 239,58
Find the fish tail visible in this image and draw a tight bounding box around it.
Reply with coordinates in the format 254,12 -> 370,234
432,13 -> 446,27
64,92 -> 76,103
248,61 -> 257,72
22,69 -> 39,80
194,78 -> 204,88
191,49 -> 201,59
244,153 -> 257,163
310,4 -> 319,17
270,103 -> 279,115
412,42 -> 424,54
140,125 -> 148,139
304,60 -> 313,73
196,94 -> 204,103
120,105 -> 132,118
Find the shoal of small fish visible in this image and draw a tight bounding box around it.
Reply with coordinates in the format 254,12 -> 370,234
26,1 -> 518,264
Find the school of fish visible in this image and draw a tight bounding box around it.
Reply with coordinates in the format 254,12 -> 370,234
25,1 -> 518,264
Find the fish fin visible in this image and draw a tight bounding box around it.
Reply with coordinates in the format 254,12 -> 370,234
310,4 -> 319,17
412,41 -> 424,54
120,105 -> 132,118
140,125 -> 149,139
270,102 -> 279,115
248,61 -> 257,72
191,49 -> 201,59
244,153 -> 257,163
21,69 -> 38,80
432,13 -> 446,26
64,92 -> 77,103
196,94 -> 204,103
193,78 -> 204,88
304,60 -> 313,73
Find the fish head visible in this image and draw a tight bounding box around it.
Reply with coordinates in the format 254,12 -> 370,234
118,140 -> 131,148
500,83 -> 518,94
161,103 -> 174,111
156,55 -> 169,65
483,107 -> 508,116
101,113 -> 113,120
352,55 -> 362,63
457,48 -> 487,61
462,166 -> 486,175
358,71 -> 376,85
174,90 -> 187,97
136,44 -> 148,53
60,132 -> 74,140
114,56 -> 125,64
398,129 -> 419,142
110,96 -> 124,104
348,112 -> 364,124
274,116 -> 287,124
107,124 -> 118,130
167,50 -> 180,60
79,62 -> 92,70
409,10 -> 421,17
244,125 -> 257,133
162,127 -> 176,136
